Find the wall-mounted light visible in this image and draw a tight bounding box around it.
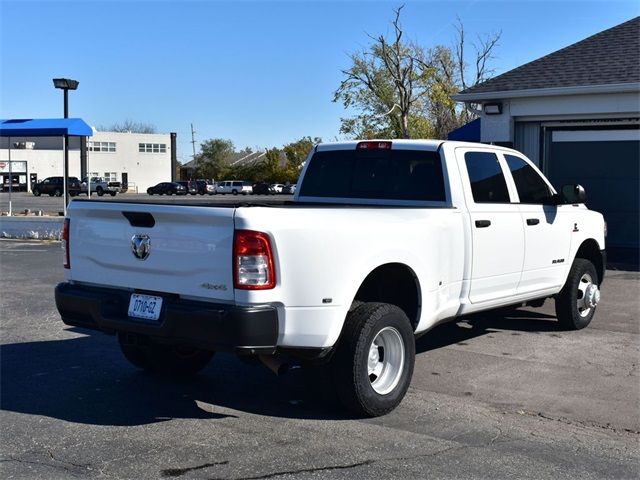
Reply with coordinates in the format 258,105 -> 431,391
483,103 -> 503,115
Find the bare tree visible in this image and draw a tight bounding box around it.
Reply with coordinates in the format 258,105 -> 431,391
335,7 -> 501,140
454,18 -> 501,118
334,5 -> 436,139
99,119 -> 157,134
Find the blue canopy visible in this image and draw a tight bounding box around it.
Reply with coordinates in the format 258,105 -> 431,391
448,118 -> 481,142
0,118 -> 93,137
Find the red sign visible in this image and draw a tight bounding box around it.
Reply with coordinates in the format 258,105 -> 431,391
0,162 -> 5,169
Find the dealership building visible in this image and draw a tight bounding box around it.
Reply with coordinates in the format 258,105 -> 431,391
453,17 -> 639,255
0,130 -> 177,193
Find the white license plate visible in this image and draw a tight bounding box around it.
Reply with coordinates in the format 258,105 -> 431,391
128,294 -> 163,321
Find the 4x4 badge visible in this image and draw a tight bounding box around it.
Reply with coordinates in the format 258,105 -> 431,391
131,234 -> 151,260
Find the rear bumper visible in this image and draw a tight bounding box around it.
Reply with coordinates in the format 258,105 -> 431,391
55,282 -> 279,354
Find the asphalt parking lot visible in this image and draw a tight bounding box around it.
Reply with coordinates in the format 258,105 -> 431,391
0,192 -> 294,215
1,240 -> 638,479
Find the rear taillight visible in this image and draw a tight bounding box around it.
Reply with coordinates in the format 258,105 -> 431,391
233,230 -> 276,290
62,218 -> 70,269
356,141 -> 392,150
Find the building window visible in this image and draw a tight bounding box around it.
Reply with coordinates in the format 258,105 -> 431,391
138,143 -> 167,153
88,141 -> 116,152
104,172 -> 118,182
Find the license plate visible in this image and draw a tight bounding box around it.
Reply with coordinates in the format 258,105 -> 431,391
128,294 -> 163,321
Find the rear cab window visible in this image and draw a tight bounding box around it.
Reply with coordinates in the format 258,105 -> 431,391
463,151 -> 510,203
299,147 -> 446,203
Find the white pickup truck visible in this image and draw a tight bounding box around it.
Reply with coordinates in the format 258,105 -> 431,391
55,140 -> 605,416
80,177 -> 118,197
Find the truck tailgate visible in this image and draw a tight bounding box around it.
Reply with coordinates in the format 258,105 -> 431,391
67,201 -> 236,302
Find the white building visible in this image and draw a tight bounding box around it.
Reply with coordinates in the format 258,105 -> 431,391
0,130 -> 176,193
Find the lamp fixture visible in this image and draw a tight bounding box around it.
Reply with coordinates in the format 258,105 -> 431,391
483,102 -> 502,115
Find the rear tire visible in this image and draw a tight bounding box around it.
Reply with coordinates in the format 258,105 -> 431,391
555,258 -> 600,330
96,187 -> 104,197
54,189 -> 62,197
117,333 -> 214,375
109,192 -> 116,197
330,302 -> 415,417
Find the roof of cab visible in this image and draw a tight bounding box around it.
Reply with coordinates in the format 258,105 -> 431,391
316,139 -> 443,152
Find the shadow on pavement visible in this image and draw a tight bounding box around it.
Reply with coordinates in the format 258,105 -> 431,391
0,331 -> 350,425
2,308 -> 559,426
416,308 -> 558,354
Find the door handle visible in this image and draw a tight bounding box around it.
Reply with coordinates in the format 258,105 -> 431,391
475,220 -> 491,228
527,218 -> 540,226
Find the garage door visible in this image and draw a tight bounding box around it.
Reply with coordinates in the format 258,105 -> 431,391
547,129 -> 639,250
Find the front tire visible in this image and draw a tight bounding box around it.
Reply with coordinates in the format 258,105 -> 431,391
96,187 -> 104,197
117,333 -> 214,375
109,192 -> 116,197
54,189 -> 62,197
330,302 -> 415,417
33,189 -> 41,197
555,258 -> 600,330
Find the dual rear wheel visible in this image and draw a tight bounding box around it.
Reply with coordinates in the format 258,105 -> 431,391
330,302 -> 415,417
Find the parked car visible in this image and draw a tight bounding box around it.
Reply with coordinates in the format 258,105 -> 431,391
282,184 -> 296,194
202,180 -> 216,195
216,180 -> 252,195
270,183 -> 284,193
32,177 -> 81,197
56,139 -> 606,417
146,182 -> 187,195
251,181 -> 273,195
177,181 -> 198,195
80,177 -> 118,197
192,179 -> 215,195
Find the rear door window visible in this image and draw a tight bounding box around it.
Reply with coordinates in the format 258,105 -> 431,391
464,152 -> 510,203
299,148 -> 445,201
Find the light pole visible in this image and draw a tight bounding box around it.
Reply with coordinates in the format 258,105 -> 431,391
53,78 -> 79,213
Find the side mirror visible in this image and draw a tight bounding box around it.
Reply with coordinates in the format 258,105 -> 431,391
561,184 -> 587,204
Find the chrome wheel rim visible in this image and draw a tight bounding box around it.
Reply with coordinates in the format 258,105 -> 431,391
367,326 -> 405,395
576,273 -> 599,317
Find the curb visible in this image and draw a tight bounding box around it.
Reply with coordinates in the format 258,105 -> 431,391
0,216 -> 64,240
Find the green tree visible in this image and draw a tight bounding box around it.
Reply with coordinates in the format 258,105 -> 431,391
281,136 -> 319,183
195,138 -> 235,179
334,7 -> 500,140
334,6 -> 436,139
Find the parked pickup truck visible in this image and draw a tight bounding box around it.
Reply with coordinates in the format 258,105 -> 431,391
55,140 -> 605,417
80,177 -> 118,197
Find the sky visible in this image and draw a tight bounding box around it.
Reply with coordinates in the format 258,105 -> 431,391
1,0 -> 638,163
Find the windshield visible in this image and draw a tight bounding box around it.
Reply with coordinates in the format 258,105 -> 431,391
299,148 -> 445,201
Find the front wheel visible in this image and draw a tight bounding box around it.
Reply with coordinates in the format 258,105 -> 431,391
330,302 -> 415,417
117,333 -> 214,375
109,192 -> 116,197
555,258 -> 600,330
32,189 -> 41,197
54,189 -> 62,197
96,187 -> 104,197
